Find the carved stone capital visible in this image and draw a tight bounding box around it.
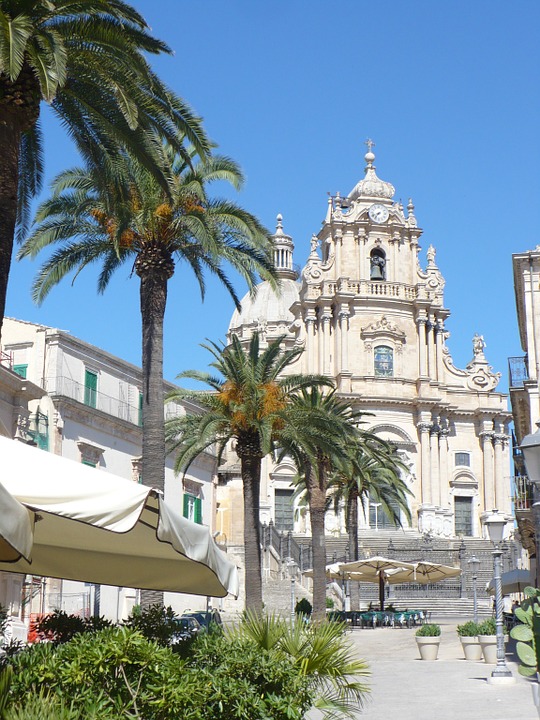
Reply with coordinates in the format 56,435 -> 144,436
417,422 -> 432,434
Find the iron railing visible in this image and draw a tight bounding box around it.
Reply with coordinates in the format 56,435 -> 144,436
509,356 -> 529,388
514,475 -> 533,511
45,376 -> 140,426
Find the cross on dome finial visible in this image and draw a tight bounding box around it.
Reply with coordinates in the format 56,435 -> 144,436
365,138 -> 375,153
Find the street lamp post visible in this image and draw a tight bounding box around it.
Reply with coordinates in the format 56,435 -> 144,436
370,502 -> 381,531
484,510 -> 514,684
520,422 -> 540,589
468,555 -> 480,625
287,559 -> 298,624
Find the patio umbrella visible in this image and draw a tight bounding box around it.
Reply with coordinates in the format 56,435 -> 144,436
486,568 -> 532,596
386,560 -> 461,584
0,436 -> 238,598
339,556 -> 417,611
0,480 -> 33,562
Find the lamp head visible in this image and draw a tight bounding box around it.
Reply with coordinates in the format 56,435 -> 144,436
468,555 -> 480,573
484,509 -> 506,545
520,421 -> 540,484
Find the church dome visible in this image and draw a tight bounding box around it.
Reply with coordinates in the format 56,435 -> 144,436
228,277 -> 300,335
228,215 -> 300,336
348,143 -> 395,201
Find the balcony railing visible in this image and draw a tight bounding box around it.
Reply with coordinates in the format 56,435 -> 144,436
509,356 -> 529,388
513,475 -> 533,511
45,376 -> 140,426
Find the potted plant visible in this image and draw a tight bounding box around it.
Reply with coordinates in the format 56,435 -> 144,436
456,620 -> 482,661
477,618 -> 499,664
415,623 -> 441,661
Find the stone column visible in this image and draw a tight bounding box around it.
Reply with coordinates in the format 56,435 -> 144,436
418,422 -> 432,504
430,425 -> 440,507
493,434 -> 507,511
339,306 -> 350,374
416,316 -> 427,377
320,307 -> 332,376
427,316 -> 436,380
480,430 -> 495,511
305,312 -> 317,374
439,426 -> 450,508
435,320 -> 445,382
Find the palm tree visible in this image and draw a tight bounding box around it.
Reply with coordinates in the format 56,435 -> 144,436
230,612 -> 370,718
165,332 -> 332,612
19,148 -> 276,493
0,0 -> 209,340
277,388 -> 359,621
329,439 -> 412,562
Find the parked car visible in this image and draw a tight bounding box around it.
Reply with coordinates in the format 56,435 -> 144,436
170,615 -> 202,643
181,609 -> 223,633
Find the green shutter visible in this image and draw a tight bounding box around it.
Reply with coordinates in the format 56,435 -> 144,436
84,370 -> 98,408
183,493 -> 190,519
194,497 -> 202,525
82,460 -> 96,468
13,364 -> 27,379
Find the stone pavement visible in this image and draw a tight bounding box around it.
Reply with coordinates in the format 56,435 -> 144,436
308,616 -> 537,720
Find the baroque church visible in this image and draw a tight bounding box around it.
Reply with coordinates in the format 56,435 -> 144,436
219,144 -> 512,550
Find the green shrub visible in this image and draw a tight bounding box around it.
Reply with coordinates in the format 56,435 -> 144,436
8,624 -> 314,720
415,623 -> 441,637
456,620 -> 480,637
33,611 -> 112,645
123,603 -> 181,646
478,618 -> 497,635
326,597 -> 335,609
295,598 -> 312,617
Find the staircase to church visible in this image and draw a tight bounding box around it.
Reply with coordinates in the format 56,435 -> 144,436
262,529 -> 516,618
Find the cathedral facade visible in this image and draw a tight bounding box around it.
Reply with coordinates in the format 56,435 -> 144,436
223,145 -> 512,545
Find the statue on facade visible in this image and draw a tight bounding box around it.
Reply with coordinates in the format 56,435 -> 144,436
472,333 -> 486,357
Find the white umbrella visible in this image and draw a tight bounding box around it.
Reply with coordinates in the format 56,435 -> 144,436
486,568 -> 532,596
386,560 -> 461,585
0,437 -> 238,598
0,480 -> 33,562
339,556 -> 417,610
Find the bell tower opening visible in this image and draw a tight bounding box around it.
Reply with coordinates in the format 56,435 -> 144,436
370,248 -> 386,281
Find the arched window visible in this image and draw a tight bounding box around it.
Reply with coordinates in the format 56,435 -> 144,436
370,248 -> 386,280
374,345 -> 393,377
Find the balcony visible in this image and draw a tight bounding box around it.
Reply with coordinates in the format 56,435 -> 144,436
509,356 -> 529,388
45,376 -> 140,426
513,475 -> 533,511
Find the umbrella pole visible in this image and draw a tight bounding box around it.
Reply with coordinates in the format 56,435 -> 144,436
379,574 -> 385,612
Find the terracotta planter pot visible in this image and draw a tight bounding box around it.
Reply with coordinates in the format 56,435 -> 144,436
478,634 -> 498,664
460,636 -> 482,661
416,635 -> 441,661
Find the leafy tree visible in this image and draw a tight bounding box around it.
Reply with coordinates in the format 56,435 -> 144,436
0,0 -> 210,340
329,439 -> 411,561
165,332 -> 331,612
19,148 -> 275,494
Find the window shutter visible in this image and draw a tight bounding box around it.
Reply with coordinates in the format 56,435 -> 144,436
195,497 -> 202,525
183,493 -> 190,519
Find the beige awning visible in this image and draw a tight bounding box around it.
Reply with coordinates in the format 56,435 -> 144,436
0,480 -> 33,562
0,437 -> 238,598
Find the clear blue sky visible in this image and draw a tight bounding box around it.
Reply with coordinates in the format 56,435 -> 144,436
6,0 -> 540,391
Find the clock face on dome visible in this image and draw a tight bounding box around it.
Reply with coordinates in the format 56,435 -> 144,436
368,203 -> 389,224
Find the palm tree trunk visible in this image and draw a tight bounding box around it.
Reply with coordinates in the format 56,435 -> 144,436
138,262 -> 170,493
0,66 -> 41,341
348,488 -> 360,561
241,454 -> 263,613
137,257 -> 171,609
0,117 -> 21,343
309,464 -> 328,622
